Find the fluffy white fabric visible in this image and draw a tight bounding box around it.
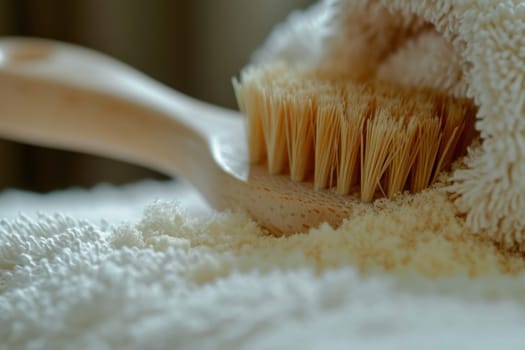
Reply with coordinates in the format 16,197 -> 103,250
253,0 -> 525,250
2,181 -> 525,349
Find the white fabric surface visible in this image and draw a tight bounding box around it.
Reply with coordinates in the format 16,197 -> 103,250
1,180 -> 525,349
0,180 -> 211,224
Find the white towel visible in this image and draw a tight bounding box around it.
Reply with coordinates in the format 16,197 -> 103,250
254,0 -> 525,251
2,181 -> 525,349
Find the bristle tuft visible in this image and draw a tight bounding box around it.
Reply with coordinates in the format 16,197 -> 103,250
314,97 -> 341,190
361,109 -> 398,202
336,91 -> 368,195
261,89 -> 288,174
233,63 -> 477,202
285,91 -> 315,182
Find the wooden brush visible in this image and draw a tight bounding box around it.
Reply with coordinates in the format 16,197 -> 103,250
0,38 -> 476,236
233,63 -> 477,203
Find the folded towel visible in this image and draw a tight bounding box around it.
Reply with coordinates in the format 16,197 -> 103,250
254,0 -> 525,251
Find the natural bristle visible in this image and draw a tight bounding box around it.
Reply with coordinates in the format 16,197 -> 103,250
336,92 -> 367,195
285,91 -> 315,182
314,100 -> 340,190
234,64 -> 477,202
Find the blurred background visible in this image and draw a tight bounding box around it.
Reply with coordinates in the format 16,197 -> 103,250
0,0 -> 314,192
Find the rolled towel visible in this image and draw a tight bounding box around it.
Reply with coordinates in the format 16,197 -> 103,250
252,0 -> 525,252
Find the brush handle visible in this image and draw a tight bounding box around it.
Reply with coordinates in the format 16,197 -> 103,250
0,38 -> 356,235
0,37 -> 240,180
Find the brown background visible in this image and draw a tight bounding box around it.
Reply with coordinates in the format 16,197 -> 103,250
0,0 -> 313,192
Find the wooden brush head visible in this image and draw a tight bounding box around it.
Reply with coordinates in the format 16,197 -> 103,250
233,63 -> 477,202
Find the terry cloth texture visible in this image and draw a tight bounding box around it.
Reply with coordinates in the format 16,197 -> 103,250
253,0 -> 525,251
2,181 -> 525,349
